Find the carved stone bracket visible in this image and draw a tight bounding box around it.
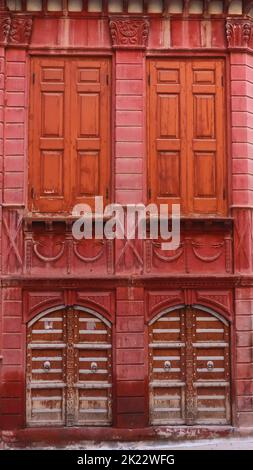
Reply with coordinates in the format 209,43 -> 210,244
0,15 -> 11,44
109,16 -> 149,48
0,14 -> 33,46
226,18 -> 252,49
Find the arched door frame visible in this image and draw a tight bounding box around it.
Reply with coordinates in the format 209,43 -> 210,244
148,304 -> 232,426
26,305 -> 113,427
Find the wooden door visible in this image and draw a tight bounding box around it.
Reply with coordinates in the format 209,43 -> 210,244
26,308 -> 112,427
148,59 -> 226,216
149,307 -> 231,425
73,308 -> 112,426
29,57 -> 111,213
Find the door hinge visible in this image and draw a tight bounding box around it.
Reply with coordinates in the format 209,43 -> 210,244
106,187 -> 109,200
221,75 -> 224,87
106,74 -> 109,85
148,74 -> 151,86
148,188 -> 152,199
31,187 -> 35,199
32,72 -> 35,85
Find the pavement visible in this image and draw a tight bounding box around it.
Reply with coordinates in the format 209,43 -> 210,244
1,436 -> 253,450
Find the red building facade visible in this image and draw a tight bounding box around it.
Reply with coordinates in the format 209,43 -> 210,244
0,0 -> 253,444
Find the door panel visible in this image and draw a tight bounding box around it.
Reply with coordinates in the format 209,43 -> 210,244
29,58 -> 110,213
149,307 -> 231,425
26,308 -> 112,427
74,310 -> 112,426
26,309 -> 66,426
149,61 -> 187,212
149,309 -> 186,424
148,59 -> 226,216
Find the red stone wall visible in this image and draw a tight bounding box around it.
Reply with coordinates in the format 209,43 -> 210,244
0,13 -> 253,436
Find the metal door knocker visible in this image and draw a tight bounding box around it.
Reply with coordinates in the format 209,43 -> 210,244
164,360 -> 171,371
91,362 -> 98,372
207,361 -> 214,371
43,360 -> 51,371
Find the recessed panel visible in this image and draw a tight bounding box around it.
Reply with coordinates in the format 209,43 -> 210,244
41,93 -> 64,137
41,151 -> 63,196
79,94 -> 99,137
158,69 -> 180,84
194,95 -> 215,139
42,68 -> 64,82
193,70 -> 215,84
77,151 -> 99,196
194,152 -> 216,197
158,95 -> 179,138
158,152 -> 180,197
79,68 -> 100,83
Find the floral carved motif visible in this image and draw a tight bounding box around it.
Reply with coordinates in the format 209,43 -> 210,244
9,16 -> 33,45
0,15 -> 33,45
109,17 -> 149,48
0,15 -> 11,44
226,20 -> 252,48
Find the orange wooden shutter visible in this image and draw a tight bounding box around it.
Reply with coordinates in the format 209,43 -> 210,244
70,60 -> 110,211
148,61 -> 187,213
29,58 -> 110,213
148,59 -> 226,216
29,58 -> 71,212
187,60 -> 225,215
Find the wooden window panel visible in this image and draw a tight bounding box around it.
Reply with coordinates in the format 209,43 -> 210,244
70,59 -> 110,211
148,61 -> 187,213
187,60 -> 226,215
148,58 -> 226,216
29,57 -> 110,213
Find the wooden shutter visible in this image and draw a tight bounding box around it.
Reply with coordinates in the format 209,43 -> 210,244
29,58 -> 110,213
148,61 -> 187,212
70,60 -> 110,211
148,59 -> 226,216
149,307 -> 231,425
29,59 -> 71,212
187,60 -> 225,215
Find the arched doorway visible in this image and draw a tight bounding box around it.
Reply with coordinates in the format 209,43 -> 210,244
26,306 -> 112,427
149,306 -> 231,425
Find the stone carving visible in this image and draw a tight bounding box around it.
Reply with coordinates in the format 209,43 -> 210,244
109,17 -> 149,47
226,20 -> 252,48
0,15 -> 11,44
0,14 -> 33,45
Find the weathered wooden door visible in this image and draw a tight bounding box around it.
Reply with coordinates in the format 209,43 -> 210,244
149,307 -> 230,425
27,307 -> 112,426
29,57 -> 110,212
148,59 -> 226,216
